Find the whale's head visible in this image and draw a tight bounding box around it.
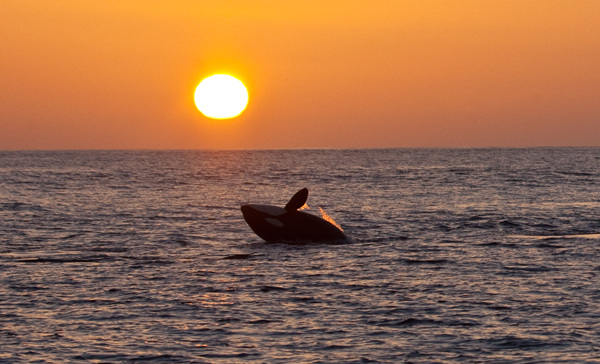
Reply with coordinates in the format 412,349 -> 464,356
240,204 -> 288,241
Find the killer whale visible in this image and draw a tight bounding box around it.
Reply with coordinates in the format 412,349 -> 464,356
240,188 -> 348,243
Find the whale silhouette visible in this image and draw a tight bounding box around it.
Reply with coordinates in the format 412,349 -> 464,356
240,188 -> 348,243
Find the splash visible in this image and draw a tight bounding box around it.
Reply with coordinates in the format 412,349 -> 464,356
319,207 -> 343,231
300,203 -> 310,210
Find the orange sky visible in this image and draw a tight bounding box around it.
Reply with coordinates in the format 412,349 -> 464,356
2,0 -> 599,150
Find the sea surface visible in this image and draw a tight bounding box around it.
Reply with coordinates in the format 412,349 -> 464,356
1,148 -> 600,363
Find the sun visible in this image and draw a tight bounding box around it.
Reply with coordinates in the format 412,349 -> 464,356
194,74 -> 248,119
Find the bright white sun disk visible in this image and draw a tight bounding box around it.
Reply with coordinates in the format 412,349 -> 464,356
194,74 -> 248,119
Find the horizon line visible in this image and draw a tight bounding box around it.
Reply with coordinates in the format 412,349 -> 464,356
2,146 -> 600,153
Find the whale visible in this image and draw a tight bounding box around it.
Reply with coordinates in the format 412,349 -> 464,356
240,188 -> 348,243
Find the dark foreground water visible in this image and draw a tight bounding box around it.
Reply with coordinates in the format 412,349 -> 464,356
1,148 -> 600,363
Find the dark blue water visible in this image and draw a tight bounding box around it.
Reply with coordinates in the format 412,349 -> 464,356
1,148 -> 600,363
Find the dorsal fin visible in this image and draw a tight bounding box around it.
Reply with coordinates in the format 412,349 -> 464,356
285,188 -> 308,211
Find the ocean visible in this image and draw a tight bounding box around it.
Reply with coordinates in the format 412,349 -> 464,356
1,148 -> 600,363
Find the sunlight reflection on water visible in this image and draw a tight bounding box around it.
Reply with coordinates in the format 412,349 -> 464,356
1,148 -> 600,363
511,233 -> 600,239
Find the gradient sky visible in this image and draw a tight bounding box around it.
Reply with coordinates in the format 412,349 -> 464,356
2,0 -> 599,150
